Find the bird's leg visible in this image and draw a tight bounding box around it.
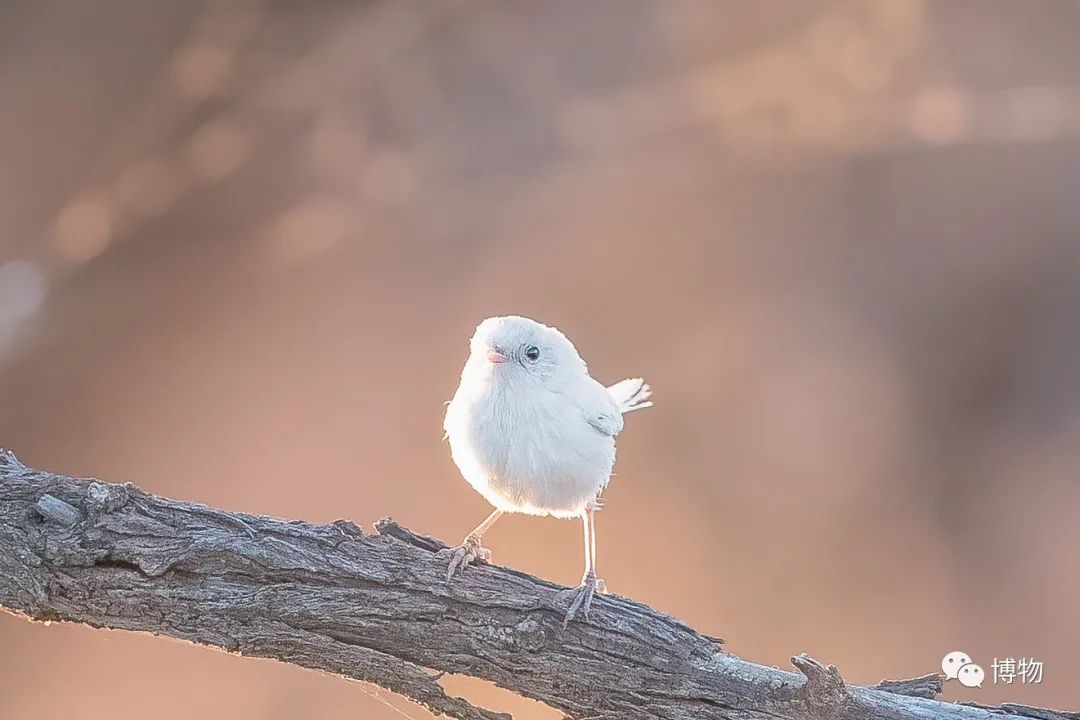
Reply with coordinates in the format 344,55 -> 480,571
446,509 -> 502,581
586,499 -> 607,594
561,501 -> 607,628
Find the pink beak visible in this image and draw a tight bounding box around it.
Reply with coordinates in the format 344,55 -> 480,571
486,348 -> 509,364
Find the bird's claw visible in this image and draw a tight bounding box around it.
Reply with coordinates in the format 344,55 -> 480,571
445,534 -> 491,582
559,571 -> 607,628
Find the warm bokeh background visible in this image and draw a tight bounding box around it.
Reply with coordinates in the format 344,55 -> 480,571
2,1 -> 1078,717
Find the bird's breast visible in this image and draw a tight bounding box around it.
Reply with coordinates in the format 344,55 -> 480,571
444,377 -> 615,516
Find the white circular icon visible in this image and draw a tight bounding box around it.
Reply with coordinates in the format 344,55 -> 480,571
957,663 -> 985,688
941,651 -> 972,680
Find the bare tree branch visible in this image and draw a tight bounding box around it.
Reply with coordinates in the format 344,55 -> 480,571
0,448 -> 1074,720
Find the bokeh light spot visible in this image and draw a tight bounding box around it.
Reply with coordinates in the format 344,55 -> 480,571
1008,86 -> 1065,141
0,261 -> 47,323
910,87 -> 969,144
171,44 -> 233,100
270,197 -> 354,265
189,121 -> 248,180
54,197 -> 112,263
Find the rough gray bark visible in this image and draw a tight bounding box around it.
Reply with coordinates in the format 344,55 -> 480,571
1,448 -> 1075,720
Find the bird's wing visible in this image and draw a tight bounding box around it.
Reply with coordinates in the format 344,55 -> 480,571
580,377 -> 625,437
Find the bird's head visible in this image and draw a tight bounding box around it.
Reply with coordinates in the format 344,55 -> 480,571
467,315 -> 584,385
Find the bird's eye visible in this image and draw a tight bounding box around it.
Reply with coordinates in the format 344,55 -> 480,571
524,345 -> 540,362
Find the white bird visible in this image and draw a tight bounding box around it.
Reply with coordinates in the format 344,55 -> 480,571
443,315 -> 652,626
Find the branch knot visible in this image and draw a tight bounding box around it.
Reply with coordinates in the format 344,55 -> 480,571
793,653 -> 851,718
86,481 -> 131,513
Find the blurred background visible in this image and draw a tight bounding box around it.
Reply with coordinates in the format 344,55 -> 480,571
1,1 -> 1078,717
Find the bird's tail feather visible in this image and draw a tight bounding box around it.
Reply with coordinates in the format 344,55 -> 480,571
608,378 -> 653,414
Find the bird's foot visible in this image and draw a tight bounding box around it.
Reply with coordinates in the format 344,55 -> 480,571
446,533 -> 491,582
559,571 -> 607,628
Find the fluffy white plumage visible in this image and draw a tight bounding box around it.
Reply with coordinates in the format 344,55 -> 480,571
443,315 -> 651,625
444,315 -> 651,518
